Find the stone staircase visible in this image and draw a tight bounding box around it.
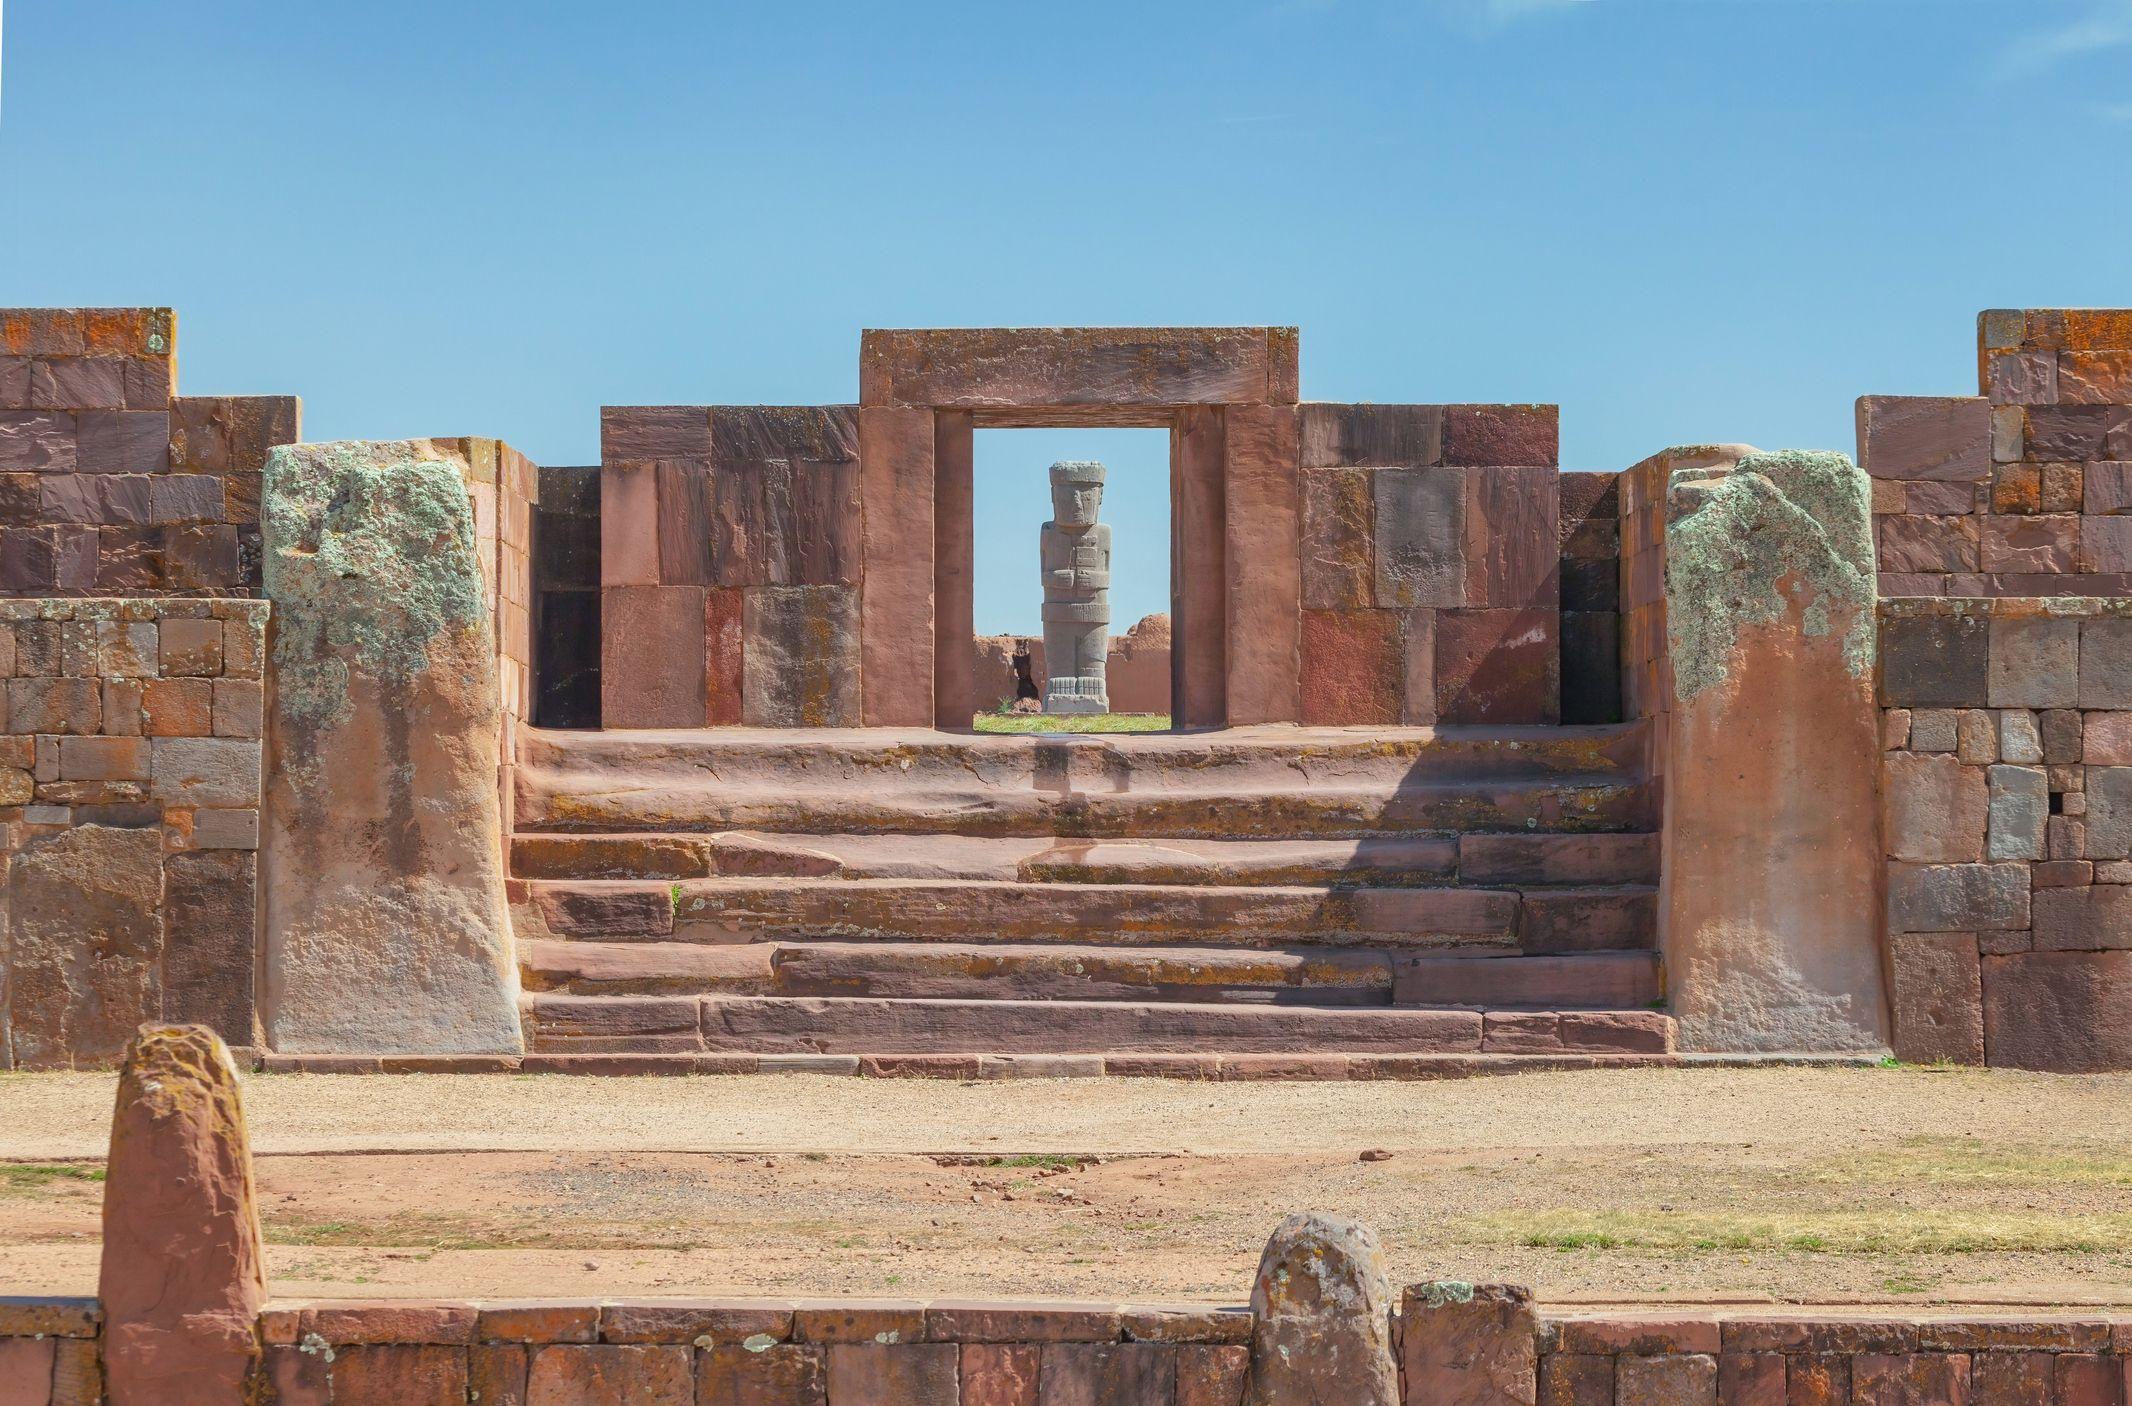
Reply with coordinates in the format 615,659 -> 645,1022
507,725 -> 1673,1068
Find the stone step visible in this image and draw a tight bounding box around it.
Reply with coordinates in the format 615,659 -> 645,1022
521,993 -> 1677,1056
509,830 -> 1660,887
516,724 -> 1655,839
521,938 -> 1660,1010
519,879 -> 1658,954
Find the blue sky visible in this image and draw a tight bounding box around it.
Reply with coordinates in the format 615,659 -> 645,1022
3,1 -> 2126,631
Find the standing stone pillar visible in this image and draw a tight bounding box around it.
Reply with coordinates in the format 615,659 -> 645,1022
1662,449 -> 1889,1052
1244,1213 -> 1399,1406
260,440 -> 522,1055
100,1025 -> 265,1405
1041,460 -> 1112,715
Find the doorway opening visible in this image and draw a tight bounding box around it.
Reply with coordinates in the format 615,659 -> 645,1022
966,427 -> 1173,732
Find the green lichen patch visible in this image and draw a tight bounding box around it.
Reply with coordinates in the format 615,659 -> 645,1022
262,440 -> 489,732
1665,449 -> 1875,701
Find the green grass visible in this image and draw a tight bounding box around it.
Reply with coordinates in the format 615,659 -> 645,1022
982,1154 -> 1085,1170
971,713 -> 1171,734
1457,1207 -> 2132,1255
0,1162 -> 104,1193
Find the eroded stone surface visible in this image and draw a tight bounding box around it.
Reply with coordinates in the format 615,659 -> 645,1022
1399,1281 -> 1537,1406
260,440 -> 521,1056
1244,1213 -> 1398,1406
100,1025 -> 265,1405
4,824 -> 163,1069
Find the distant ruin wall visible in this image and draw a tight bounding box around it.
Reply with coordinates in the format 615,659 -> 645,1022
972,613 -> 1173,716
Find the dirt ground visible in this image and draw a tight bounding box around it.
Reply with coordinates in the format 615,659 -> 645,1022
5,1065 -> 2132,1307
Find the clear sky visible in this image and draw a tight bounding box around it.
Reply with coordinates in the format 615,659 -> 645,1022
3,1 -> 2127,632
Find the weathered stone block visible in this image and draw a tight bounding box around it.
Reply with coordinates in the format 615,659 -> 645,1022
1399,1282 -> 1537,1406
2000,709 -> 2043,764
1908,709 -> 1958,752
1982,950 -> 2132,1071
261,440 -> 521,1056
4,824 -> 163,1068
1878,515 -> 1978,573
1435,609 -> 1559,724
1466,464 -> 1558,608
1885,753 -> 1987,863
1441,404 -> 1558,467
1981,514 -> 2077,573
1856,396 -> 1990,481
861,327 -> 1289,410
1373,467 -> 1465,608
163,848 -> 256,1044
2031,884 -> 2132,951
1299,403 -> 1443,468
1560,611 -> 1622,725
2088,766 -> 2132,860
1888,862 -> 2031,933
2083,517 -> 2132,574
148,737 -> 260,808
1878,612 -> 1988,707
695,1344 -> 826,1406
524,1344 -> 691,1404
1889,932 -> 1985,1064
100,1026 -> 266,1403
1986,764 -> 2048,861
2044,708 -> 2085,762
601,585 -> 708,729
1988,617 -> 2079,708
1245,1214 -> 1397,1406
741,586 -> 861,727
2027,405 -> 2112,461
1614,1353 -> 1717,1406
601,405 -> 711,461
1300,468 -> 1373,610
1300,609 -> 1403,725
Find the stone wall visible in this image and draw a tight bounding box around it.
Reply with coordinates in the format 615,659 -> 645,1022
0,1298 -> 100,1403
1879,596 -> 2132,1071
600,405 -> 861,728
0,598 -> 268,1068
1863,309 -> 2132,597
0,307 -> 299,596
1298,403 -> 1562,726
1558,469 -> 1622,725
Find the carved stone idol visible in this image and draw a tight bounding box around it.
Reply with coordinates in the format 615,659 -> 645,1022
1040,460 -> 1112,714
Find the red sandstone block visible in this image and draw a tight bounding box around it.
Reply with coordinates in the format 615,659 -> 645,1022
859,1054 -> 982,1079
0,309 -> 84,355
1117,1306 -> 1252,1345
1299,403 -> 1444,468
263,1344 -> 330,1406
696,1344 -> 826,1406
1722,1320 -> 1920,1355
1784,1353 -> 1848,1406
1981,951 -> 2132,1072
793,1300 -> 928,1345
1300,608 -> 1403,725
525,1343 -> 693,1404
2057,1353 -> 2121,1406
1969,1351 -> 2051,1406
326,1343 -> 469,1404
0,1337 -> 54,1403
1299,468 -> 1375,610
1719,1354 -> 1785,1406
603,585 -> 710,728
520,1054 -> 696,1075
707,586 -> 745,725
1102,1054 -> 1217,1080
925,1302 -> 1121,1343
601,1300 -> 792,1345
1851,1353 -> 1968,1406
1857,396 -> 1991,482
1615,1353 -> 1716,1405
1216,1053 -> 1350,1080
860,327 -> 1282,410
1916,1319 -> 2109,1351
826,1343 -> 959,1404
655,459 -> 713,585
1435,608 -> 1559,724
1441,404 -> 1559,467
1176,1344 -> 1249,1406
1466,464 -> 1560,608
477,1303 -> 601,1344
309,1302 -> 478,1344
962,1344 -> 1040,1406
1541,1352 -> 1614,1406
601,460 -> 660,586
2063,311 -> 2132,351
469,1344 -> 528,1406
1555,1317 -> 1721,1356
603,405 -> 711,461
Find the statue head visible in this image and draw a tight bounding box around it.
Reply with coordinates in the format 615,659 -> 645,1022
1049,460 -> 1105,526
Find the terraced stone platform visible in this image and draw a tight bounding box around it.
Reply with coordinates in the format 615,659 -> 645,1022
510,725 -> 1672,1065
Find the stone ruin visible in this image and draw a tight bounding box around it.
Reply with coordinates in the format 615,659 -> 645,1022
1039,459 -> 1112,714
2,309 -> 2131,1075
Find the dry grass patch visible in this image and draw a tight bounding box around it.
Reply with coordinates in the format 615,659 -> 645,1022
1455,1208 -> 2132,1256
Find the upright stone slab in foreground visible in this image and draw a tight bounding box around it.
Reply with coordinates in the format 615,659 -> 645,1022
100,1025 -> 265,1405
1663,449 -> 1889,1051
1244,1213 -> 1399,1406
260,439 -> 522,1054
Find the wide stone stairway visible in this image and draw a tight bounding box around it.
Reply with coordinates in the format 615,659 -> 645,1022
507,725 -> 1674,1067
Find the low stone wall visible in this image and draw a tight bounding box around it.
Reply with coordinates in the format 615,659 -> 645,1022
0,598 -> 267,1068
971,613 -> 1173,717
0,1298 -> 100,1404
1880,595 -> 2132,1071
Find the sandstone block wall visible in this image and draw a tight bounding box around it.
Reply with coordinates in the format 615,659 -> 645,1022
1558,469 -> 1622,724
0,598 -> 268,1068
1863,309 -> 2132,598
1880,596 -> 2132,1071
600,405 -> 861,728
0,307 -> 299,596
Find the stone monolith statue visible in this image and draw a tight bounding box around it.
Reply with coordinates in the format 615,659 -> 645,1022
1040,460 -> 1111,714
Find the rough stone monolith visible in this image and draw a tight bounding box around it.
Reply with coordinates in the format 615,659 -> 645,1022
1662,448 -> 1889,1052
1244,1213 -> 1399,1406
260,439 -> 522,1054
99,1024 -> 265,1405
